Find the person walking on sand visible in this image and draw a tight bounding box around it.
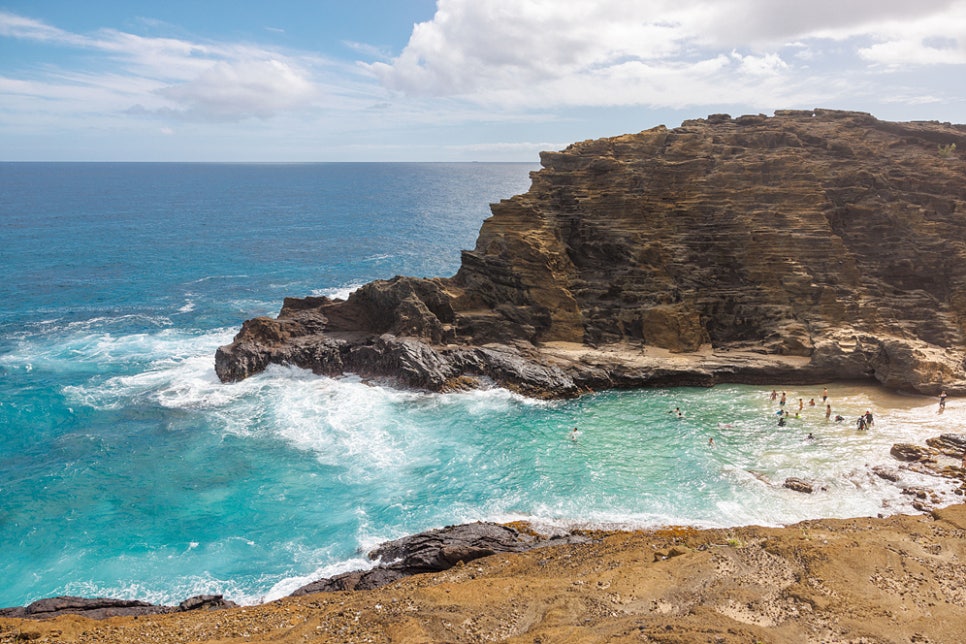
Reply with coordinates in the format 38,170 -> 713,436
939,390 -> 948,412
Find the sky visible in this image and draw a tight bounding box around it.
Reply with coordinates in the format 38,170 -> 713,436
1,0 -> 965,161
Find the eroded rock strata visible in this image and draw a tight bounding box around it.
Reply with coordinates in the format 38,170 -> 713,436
216,109 -> 966,397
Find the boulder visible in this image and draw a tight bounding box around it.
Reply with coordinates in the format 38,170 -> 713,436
891,443 -> 936,462
783,478 -> 814,494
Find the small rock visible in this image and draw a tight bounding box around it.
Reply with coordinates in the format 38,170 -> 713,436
872,466 -> 901,482
784,478 -> 814,494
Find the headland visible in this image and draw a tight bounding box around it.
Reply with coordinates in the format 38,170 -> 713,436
215,109 -> 966,398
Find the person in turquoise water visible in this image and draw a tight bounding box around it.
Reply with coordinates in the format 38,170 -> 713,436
570,426 -> 579,441
825,403 -> 832,421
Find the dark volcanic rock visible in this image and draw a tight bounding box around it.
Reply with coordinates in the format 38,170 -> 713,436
216,110 -> 966,397
0,597 -> 166,620
290,521 -> 589,596
0,594 -> 237,621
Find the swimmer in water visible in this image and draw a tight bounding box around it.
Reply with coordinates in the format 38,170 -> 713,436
570,427 -> 578,441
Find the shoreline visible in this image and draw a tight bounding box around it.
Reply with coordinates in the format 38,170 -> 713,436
3,503 -> 966,642
3,382 -> 964,628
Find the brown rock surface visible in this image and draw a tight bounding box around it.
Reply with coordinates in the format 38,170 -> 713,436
216,109 -> 966,397
5,505 -> 966,643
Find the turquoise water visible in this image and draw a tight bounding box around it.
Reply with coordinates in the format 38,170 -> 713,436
0,163 -> 960,607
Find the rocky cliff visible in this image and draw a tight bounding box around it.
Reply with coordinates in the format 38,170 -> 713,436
215,109 -> 966,397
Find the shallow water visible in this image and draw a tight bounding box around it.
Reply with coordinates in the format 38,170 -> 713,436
0,163 -> 961,607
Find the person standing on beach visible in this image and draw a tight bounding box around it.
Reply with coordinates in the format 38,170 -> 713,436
939,390 -> 948,412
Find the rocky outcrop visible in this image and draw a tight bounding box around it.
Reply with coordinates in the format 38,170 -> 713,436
926,433 -> 966,457
0,594 -> 237,620
290,521 -> 589,596
216,109 -> 966,397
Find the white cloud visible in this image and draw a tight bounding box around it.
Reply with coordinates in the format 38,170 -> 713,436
367,0 -> 966,109
0,11 -> 334,122
158,59 -> 317,121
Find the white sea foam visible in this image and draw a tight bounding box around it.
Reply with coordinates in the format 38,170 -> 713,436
311,282 -> 365,301
261,555 -> 374,603
60,327 -> 236,409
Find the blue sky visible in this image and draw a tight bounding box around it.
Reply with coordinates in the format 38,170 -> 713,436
2,0 -> 965,161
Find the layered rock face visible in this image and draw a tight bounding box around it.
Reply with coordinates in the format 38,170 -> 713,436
216,109 -> 966,397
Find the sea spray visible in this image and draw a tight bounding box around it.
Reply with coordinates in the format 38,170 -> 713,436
2,163 -> 960,609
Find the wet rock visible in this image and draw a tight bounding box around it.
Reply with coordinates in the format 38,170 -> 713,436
926,434 -> 966,457
783,478 -> 814,494
872,466 -> 901,482
890,443 -> 936,462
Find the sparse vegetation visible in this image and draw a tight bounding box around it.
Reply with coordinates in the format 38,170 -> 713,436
938,142 -> 957,158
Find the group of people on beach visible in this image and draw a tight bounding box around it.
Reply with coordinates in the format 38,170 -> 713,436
769,387 -> 875,432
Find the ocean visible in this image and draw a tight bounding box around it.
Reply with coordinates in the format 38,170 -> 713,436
0,162 -> 960,608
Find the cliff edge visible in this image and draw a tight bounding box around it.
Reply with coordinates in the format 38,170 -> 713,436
216,109 -> 966,397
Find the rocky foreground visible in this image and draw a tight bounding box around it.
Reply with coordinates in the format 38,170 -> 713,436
3,508 -> 966,643
216,109 -> 966,398
3,433 -> 966,642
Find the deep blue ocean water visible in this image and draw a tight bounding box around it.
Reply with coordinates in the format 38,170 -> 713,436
0,162 -> 960,607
